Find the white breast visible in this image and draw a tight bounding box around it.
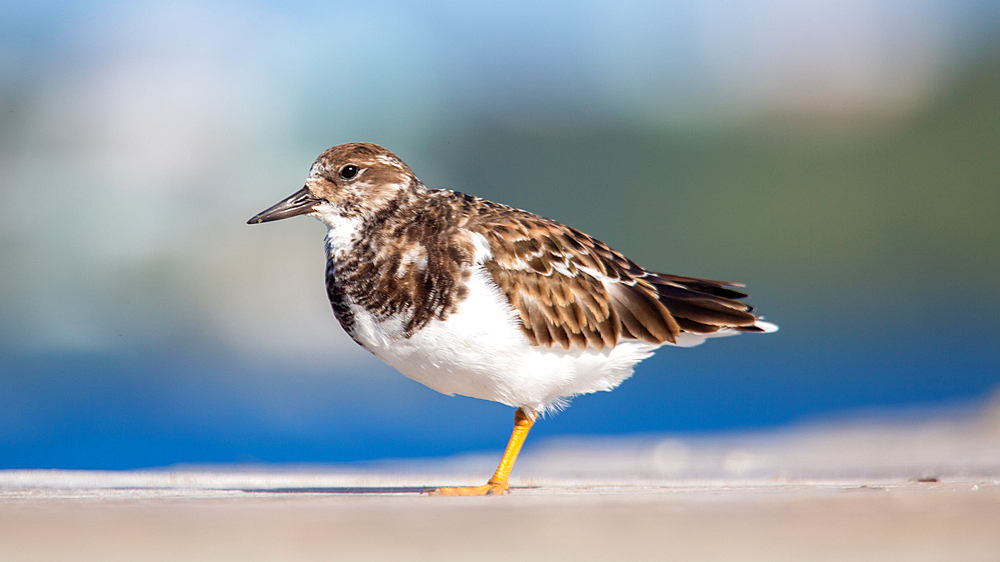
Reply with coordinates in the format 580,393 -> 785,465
347,264 -> 660,415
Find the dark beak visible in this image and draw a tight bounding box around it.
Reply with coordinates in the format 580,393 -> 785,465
247,187 -> 320,224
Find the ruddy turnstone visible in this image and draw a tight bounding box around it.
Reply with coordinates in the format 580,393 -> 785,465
248,142 -> 777,495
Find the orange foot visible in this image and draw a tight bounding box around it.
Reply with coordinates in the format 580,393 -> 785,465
425,408 -> 535,498
426,480 -> 507,496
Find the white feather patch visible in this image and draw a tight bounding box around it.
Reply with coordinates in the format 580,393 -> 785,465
468,231 -> 493,263
314,205 -> 363,255
755,320 -> 779,333
348,264 -> 659,415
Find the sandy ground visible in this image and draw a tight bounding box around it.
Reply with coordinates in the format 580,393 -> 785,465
2,409 -> 999,561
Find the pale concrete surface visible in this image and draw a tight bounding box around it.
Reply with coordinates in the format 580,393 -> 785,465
2,408 -> 999,561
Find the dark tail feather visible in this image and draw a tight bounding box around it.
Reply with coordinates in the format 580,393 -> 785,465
647,273 -> 775,335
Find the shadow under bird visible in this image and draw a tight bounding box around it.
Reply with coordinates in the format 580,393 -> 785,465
248,142 -> 777,495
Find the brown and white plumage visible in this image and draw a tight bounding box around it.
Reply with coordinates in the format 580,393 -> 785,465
249,142 -> 776,494
250,142 -> 776,412
463,198 -> 772,351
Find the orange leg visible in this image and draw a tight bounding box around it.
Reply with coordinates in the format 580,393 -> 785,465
428,408 -> 535,496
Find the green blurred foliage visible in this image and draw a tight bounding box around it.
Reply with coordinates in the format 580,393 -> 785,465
425,55 -> 999,321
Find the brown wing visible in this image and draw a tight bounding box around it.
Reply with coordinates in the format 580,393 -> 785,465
452,191 -> 766,351
459,198 -> 662,350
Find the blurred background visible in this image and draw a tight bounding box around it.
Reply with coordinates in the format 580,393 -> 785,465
1,0 -> 998,469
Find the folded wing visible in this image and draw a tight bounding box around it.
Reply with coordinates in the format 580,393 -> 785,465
468,201 -> 773,351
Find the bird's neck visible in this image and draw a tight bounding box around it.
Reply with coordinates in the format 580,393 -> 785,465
322,214 -> 365,259
322,181 -> 426,258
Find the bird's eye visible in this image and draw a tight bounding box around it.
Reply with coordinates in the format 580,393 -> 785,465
339,165 -> 359,180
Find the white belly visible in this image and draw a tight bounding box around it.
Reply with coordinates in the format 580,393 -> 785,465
347,266 -> 660,415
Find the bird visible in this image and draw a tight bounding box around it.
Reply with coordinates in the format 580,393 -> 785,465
248,142 -> 777,495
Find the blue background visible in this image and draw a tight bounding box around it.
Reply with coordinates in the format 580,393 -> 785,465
1,1 -> 998,469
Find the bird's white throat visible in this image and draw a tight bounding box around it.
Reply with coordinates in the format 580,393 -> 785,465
314,206 -> 364,257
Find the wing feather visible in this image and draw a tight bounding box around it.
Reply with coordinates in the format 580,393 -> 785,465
458,192 -> 770,350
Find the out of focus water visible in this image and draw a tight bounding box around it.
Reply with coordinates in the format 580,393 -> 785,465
1,1 -> 998,469
2,319 -> 997,469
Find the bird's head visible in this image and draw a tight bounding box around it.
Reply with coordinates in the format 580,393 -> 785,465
247,142 -> 421,226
